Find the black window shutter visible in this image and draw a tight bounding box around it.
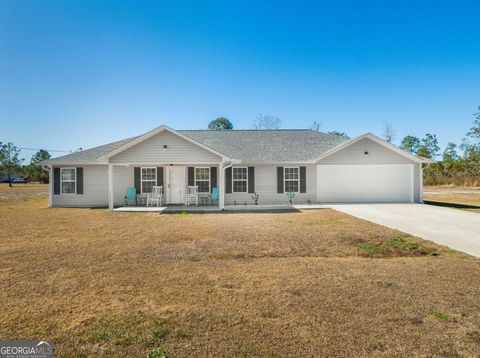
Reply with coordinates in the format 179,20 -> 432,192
134,167 -> 141,194
53,168 -> 60,194
225,167 -> 232,194
157,167 -> 164,188
188,167 -> 195,186
76,167 -> 83,194
300,166 -> 306,193
248,167 -> 255,193
210,167 -> 217,190
277,167 -> 284,193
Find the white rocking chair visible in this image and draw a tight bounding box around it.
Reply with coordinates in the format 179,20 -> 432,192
186,185 -> 198,206
146,186 -> 163,207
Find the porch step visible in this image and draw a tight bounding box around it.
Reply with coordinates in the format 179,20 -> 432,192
113,206 -> 167,212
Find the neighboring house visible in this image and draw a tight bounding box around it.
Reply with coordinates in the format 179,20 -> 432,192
39,125 -> 432,210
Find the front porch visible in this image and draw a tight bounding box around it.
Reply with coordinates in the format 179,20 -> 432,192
108,163 -> 226,211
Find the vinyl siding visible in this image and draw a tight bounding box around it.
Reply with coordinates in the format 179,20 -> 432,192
225,164 -> 317,205
110,131 -> 222,164
318,138 -> 422,203
319,138 -> 414,165
52,165 -> 108,207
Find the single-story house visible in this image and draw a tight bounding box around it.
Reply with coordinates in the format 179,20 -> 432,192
40,125 -> 432,210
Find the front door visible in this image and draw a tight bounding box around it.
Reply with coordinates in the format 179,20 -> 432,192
167,166 -> 185,204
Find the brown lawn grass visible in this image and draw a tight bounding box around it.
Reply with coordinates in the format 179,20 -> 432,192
424,186 -> 480,213
1,184 -> 480,357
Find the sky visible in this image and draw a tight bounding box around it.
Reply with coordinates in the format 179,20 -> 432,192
1,0 -> 479,161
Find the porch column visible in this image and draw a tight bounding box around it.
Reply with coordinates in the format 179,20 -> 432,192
108,164 -> 114,211
219,164 -> 225,211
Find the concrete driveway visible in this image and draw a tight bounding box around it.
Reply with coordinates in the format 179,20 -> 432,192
330,204 -> 480,258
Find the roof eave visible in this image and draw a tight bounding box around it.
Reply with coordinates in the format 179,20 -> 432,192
419,157 -> 436,164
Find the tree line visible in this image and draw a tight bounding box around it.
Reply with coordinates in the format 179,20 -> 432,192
0,143 -> 50,185
398,108 -> 480,186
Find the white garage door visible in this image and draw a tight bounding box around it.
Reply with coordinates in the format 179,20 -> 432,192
317,164 -> 413,203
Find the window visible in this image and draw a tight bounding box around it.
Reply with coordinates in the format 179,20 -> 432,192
232,167 -> 247,192
195,167 -> 210,193
141,167 -> 157,193
284,167 -> 299,193
61,168 -> 76,194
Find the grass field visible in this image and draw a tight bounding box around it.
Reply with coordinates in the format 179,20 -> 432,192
424,186 -> 480,213
1,184 -> 480,357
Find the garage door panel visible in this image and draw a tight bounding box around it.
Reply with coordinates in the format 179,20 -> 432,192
317,164 -> 413,203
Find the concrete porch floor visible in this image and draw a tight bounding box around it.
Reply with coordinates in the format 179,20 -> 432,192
113,203 -> 334,213
113,204 -> 220,213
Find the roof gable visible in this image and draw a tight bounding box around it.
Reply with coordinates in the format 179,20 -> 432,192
109,129 -> 223,164
100,125 -> 229,161
313,133 -> 430,163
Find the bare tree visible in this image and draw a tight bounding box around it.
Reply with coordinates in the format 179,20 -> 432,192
253,113 -> 281,130
382,121 -> 396,142
328,131 -> 349,139
310,121 -> 322,131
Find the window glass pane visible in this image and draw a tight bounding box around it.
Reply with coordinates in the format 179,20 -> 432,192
233,180 -> 247,192
142,168 -> 156,180
142,181 -> 154,193
61,168 -> 75,181
233,168 -> 247,180
197,180 -> 209,193
285,180 -> 298,193
284,168 -> 298,180
195,168 -> 210,180
62,181 -> 75,194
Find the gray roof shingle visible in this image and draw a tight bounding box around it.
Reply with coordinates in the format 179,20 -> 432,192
179,130 -> 346,163
41,137 -> 138,165
41,129 -> 347,165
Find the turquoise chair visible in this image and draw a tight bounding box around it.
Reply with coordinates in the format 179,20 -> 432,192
210,187 -> 220,205
124,187 -> 137,206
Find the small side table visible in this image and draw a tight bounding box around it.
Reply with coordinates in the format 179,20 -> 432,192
199,194 -> 209,206
136,194 -> 147,206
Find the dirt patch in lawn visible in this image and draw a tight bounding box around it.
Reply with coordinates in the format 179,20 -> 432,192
1,184 -> 479,357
